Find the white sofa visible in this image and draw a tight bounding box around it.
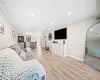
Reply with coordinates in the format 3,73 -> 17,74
0,48 -> 46,80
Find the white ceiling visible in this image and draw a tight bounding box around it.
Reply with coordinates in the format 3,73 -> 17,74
0,0 -> 96,33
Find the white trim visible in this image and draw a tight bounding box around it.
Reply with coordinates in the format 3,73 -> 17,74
68,55 -> 84,61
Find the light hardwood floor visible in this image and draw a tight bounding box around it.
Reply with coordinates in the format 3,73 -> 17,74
28,46 -> 100,80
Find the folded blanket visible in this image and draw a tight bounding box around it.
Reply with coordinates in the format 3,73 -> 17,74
0,48 -> 46,80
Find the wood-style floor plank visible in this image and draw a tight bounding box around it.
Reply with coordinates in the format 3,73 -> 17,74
28,47 -> 100,80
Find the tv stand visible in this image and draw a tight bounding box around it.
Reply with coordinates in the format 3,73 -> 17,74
52,40 -> 67,57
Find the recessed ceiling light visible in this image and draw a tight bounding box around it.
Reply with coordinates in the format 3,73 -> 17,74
51,22 -> 54,24
67,12 -> 71,15
99,34 -> 100,36
31,14 -> 34,17
28,22 -> 31,25
90,29 -> 93,31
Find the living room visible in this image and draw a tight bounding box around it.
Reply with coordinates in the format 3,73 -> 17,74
0,0 -> 100,80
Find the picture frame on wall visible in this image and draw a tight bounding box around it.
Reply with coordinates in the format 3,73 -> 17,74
48,33 -> 52,41
0,24 -> 4,34
18,36 -> 24,42
12,30 -> 16,38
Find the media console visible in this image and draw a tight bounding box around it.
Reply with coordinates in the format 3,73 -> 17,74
51,40 -> 67,57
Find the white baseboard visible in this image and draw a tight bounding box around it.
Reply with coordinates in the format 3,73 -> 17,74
67,55 -> 84,61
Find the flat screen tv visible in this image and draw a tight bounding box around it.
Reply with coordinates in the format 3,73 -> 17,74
54,28 -> 67,39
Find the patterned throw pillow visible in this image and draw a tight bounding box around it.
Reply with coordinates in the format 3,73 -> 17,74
9,44 -> 21,55
9,45 -> 26,61
14,44 -> 21,55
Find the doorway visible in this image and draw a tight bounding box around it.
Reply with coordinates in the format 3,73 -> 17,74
85,23 -> 100,71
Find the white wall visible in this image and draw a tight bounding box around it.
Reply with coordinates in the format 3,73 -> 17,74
18,33 -> 40,42
45,31 -> 54,50
40,31 -> 54,50
42,17 -> 100,61
0,7 -> 17,49
40,34 -> 46,48
18,32 -> 41,49
67,17 -> 100,61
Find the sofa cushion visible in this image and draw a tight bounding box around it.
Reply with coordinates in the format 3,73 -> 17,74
20,50 -> 26,60
9,44 -> 21,55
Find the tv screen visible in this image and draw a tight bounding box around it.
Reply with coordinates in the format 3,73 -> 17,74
54,28 -> 67,39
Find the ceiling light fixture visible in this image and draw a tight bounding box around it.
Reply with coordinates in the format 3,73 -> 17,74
28,22 -> 31,25
99,34 -> 100,36
67,12 -> 71,15
90,29 -> 93,31
51,22 -> 54,24
31,14 -> 34,17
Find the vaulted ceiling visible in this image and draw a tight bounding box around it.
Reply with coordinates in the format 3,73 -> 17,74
0,0 -> 96,33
